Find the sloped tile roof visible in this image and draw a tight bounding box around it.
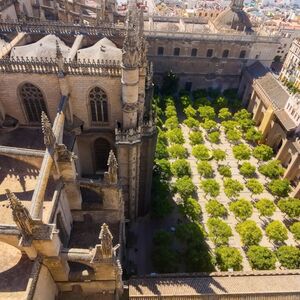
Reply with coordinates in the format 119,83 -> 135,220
129,272 -> 300,297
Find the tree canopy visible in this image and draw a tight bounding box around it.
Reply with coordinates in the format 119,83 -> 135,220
208,131 -> 220,143
179,197 -> 202,221
226,129 -> 242,143
218,108 -> 232,121
189,131 -> 204,145
253,144 -> 273,161
232,144 -> 251,161
174,176 -> 196,199
205,199 -> 228,218
167,144 -> 188,159
268,179 -> 291,197
247,246 -> 276,270
198,106 -> 216,120
229,198 -> 253,221
290,222 -> 300,241
212,149 -> 226,162
224,178 -> 244,198
245,127 -> 263,144
200,179 -> 220,197
192,145 -> 211,160
171,159 -> 191,177
207,218 -> 233,246
236,220 -> 262,246
218,165 -> 232,178
166,128 -> 185,144
184,117 -> 200,128
246,179 -> 264,196
255,198 -> 276,218
239,162 -> 256,178
258,160 -> 285,179
276,246 -> 300,269
265,220 -> 288,244
184,105 -> 197,118
215,246 -> 243,271
278,197 -> 300,219
197,161 -> 214,178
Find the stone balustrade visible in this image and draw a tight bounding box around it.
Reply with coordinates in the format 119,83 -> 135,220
0,57 -> 122,76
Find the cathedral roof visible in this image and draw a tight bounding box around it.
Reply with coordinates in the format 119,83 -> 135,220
213,6 -> 252,32
77,38 -> 122,62
0,38 -> 8,49
10,34 -> 70,59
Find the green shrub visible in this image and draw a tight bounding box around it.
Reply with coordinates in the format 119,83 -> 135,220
239,162 -> 256,178
184,117 -> 200,128
236,220 -> 262,246
184,105 -> 197,118
201,119 -> 218,132
155,159 -> 172,180
232,144 -> 251,161
200,179 -> 220,197
207,218 -> 233,246
212,149 -> 226,162
208,131 -> 220,143
165,116 -> 179,129
197,161 -> 214,178
255,198 -> 276,218
198,105 -> 216,120
229,198 -> 253,221
247,246 -> 276,270
171,159 -> 191,177
165,105 -> 177,118
277,197 -> 300,219
174,176 -> 196,199
189,131 -> 204,145
245,127 -> 263,143
167,144 -> 188,159
290,222 -> 300,240
258,160 -> 285,179
224,178 -> 244,198
166,128 -> 185,144
246,179 -> 264,196
218,165 -> 232,178
268,179 -> 291,197
205,199 -> 228,218
276,246 -> 300,269
215,246 -> 243,271
226,129 -> 242,143
253,144 -> 273,161
192,145 -> 211,160
265,220 -> 288,244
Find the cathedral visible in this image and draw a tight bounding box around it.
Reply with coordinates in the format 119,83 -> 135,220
0,0 -> 299,299
0,1 -> 156,298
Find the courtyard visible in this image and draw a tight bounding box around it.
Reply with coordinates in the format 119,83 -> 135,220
141,88 -> 300,274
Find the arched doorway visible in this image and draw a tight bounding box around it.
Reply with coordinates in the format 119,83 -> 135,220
94,138 -> 110,174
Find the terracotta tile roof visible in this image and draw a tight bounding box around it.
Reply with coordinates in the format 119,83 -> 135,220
129,272 -> 300,297
275,109 -> 297,131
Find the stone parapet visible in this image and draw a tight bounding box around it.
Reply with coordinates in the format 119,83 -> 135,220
0,57 -> 121,76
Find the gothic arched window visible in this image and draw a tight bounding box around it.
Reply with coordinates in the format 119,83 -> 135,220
94,138 -> 110,173
20,83 -> 47,123
89,87 -> 108,124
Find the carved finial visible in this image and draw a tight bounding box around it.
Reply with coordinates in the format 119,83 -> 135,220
6,189 -> 33,238
91,223 -> 113,263
105,150 -> 118,184
41,111 -> 56,148
122,0 -> 140,69
55,40 -> 65,76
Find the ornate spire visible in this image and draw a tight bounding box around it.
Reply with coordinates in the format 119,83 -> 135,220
55,40 -> 65,76
138,7 -> 148,66
41,111 -> 56,148
104,150 -> 118,184
91,223 -> 113,263
6,189 -> 33,238
122,0 -> 140,69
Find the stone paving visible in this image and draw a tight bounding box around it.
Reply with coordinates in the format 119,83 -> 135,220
172,123 -> 298,271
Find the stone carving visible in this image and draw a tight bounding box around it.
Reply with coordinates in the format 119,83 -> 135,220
56,40 -> 65,76
91,223 -> 113,262
146,62 -> 153,89
105,150 -> 118,184
122,102 -> 139,112
6,189 -> 33,238
122,0 -> 140,68
41,111 -> 56,148
56,144 -> 77,162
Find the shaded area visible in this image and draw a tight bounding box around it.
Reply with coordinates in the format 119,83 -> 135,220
68,217 -> 119,249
